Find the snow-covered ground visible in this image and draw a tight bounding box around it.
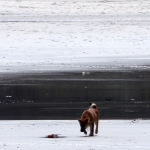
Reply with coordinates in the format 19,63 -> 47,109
0,0 -> 150,72
0,120 -> 150,150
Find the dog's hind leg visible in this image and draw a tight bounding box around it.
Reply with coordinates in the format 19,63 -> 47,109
89,123 -> 94,136
95,119 -> 98,134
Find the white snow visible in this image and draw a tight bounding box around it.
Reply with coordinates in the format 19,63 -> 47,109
0,0 -> 150,72
0,120 -> 150,150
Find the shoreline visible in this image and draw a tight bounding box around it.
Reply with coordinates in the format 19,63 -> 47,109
0,59 -> 150,75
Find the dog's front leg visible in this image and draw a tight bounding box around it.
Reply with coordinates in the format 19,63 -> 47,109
89,123 -> 94,136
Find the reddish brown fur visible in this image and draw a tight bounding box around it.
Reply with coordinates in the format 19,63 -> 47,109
78,103 -> 100,136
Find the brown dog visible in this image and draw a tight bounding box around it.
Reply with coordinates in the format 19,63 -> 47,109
78,102 -> 100,136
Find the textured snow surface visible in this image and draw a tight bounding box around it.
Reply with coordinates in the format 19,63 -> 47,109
0,120 -> 150,150
0,0 -> 150,72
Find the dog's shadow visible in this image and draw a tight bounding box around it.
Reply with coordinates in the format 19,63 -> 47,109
41,136 -> 68,138
41,135 -> 97,139
80,135 -> 98,138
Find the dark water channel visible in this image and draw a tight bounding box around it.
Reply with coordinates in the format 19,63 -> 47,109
0,70 -> 150,120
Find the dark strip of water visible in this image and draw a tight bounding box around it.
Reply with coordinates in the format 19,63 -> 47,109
0,70 -> 150,120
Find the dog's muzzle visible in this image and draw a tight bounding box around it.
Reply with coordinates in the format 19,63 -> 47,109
81,129 -> 87,134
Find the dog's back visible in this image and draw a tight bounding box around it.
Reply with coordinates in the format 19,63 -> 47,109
81,102 -> 99,120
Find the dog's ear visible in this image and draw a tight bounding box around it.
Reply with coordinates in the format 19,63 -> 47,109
90,102 -> 93,106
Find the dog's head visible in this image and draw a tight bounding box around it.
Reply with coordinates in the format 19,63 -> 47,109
89,102 -> 97,109
77,118 -> 89,135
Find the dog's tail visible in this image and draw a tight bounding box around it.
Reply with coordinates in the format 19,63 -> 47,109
89,102 -> 97,109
